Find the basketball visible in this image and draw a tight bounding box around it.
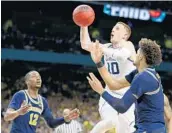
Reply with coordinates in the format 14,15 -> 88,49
73,5 -> 95,27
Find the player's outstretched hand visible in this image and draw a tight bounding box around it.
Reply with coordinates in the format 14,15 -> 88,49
90,40 -> 103,63
64,108 -> 80,122
87,73 -> 104,94
17,100 -> 32,115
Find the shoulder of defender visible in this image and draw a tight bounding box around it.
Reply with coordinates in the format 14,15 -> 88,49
139,70 -> 159,84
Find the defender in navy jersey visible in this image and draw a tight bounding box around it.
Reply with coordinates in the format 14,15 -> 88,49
4,71 -> 80,133
87,38 -> 166,133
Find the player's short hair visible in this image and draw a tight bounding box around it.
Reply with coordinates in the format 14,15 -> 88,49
24,70 -> 38,82
117,22 -> 131,40
139,38 -> 162,66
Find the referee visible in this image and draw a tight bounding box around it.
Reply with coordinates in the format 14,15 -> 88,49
54,108 -> 83,133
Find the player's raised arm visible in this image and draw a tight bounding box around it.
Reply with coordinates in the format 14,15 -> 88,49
80,27 -> 92,52
73,5 -> 95,52
42,97 -> 80,128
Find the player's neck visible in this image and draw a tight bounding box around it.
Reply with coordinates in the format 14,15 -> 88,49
112,40 -> 124,48
138,62 -> 149,73
27,88 -> 39,99
112,42 -> 120,48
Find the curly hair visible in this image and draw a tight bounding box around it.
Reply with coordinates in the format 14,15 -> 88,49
139,38 -> 162,66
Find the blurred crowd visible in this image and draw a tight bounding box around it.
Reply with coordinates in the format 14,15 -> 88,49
2,25 -> 172,61
1,27 -> 84,54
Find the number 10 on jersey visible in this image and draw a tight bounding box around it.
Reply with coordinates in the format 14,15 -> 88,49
107,62 -> 119,74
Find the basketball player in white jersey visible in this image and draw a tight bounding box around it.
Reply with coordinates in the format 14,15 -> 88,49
80,22 -> 136,133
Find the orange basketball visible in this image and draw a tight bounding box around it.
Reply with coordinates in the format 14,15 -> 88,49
72,5 -> 95,27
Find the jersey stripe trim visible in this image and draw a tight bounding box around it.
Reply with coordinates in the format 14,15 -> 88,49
145,87 -> 160,95
25,90 -> 41,104
39,95 -> 44,114
23,90 -> 28,104
144,69 -> 160,95
132,94 -> 139,99
145,69 -> 158,82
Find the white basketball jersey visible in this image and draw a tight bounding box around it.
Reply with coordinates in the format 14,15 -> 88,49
104,43 -> 136,96
98,43 -> 136,133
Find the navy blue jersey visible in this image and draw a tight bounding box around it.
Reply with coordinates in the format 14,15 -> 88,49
126,68 -> 165,132
102,68 -> 165,133
8,90 -> 65,133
